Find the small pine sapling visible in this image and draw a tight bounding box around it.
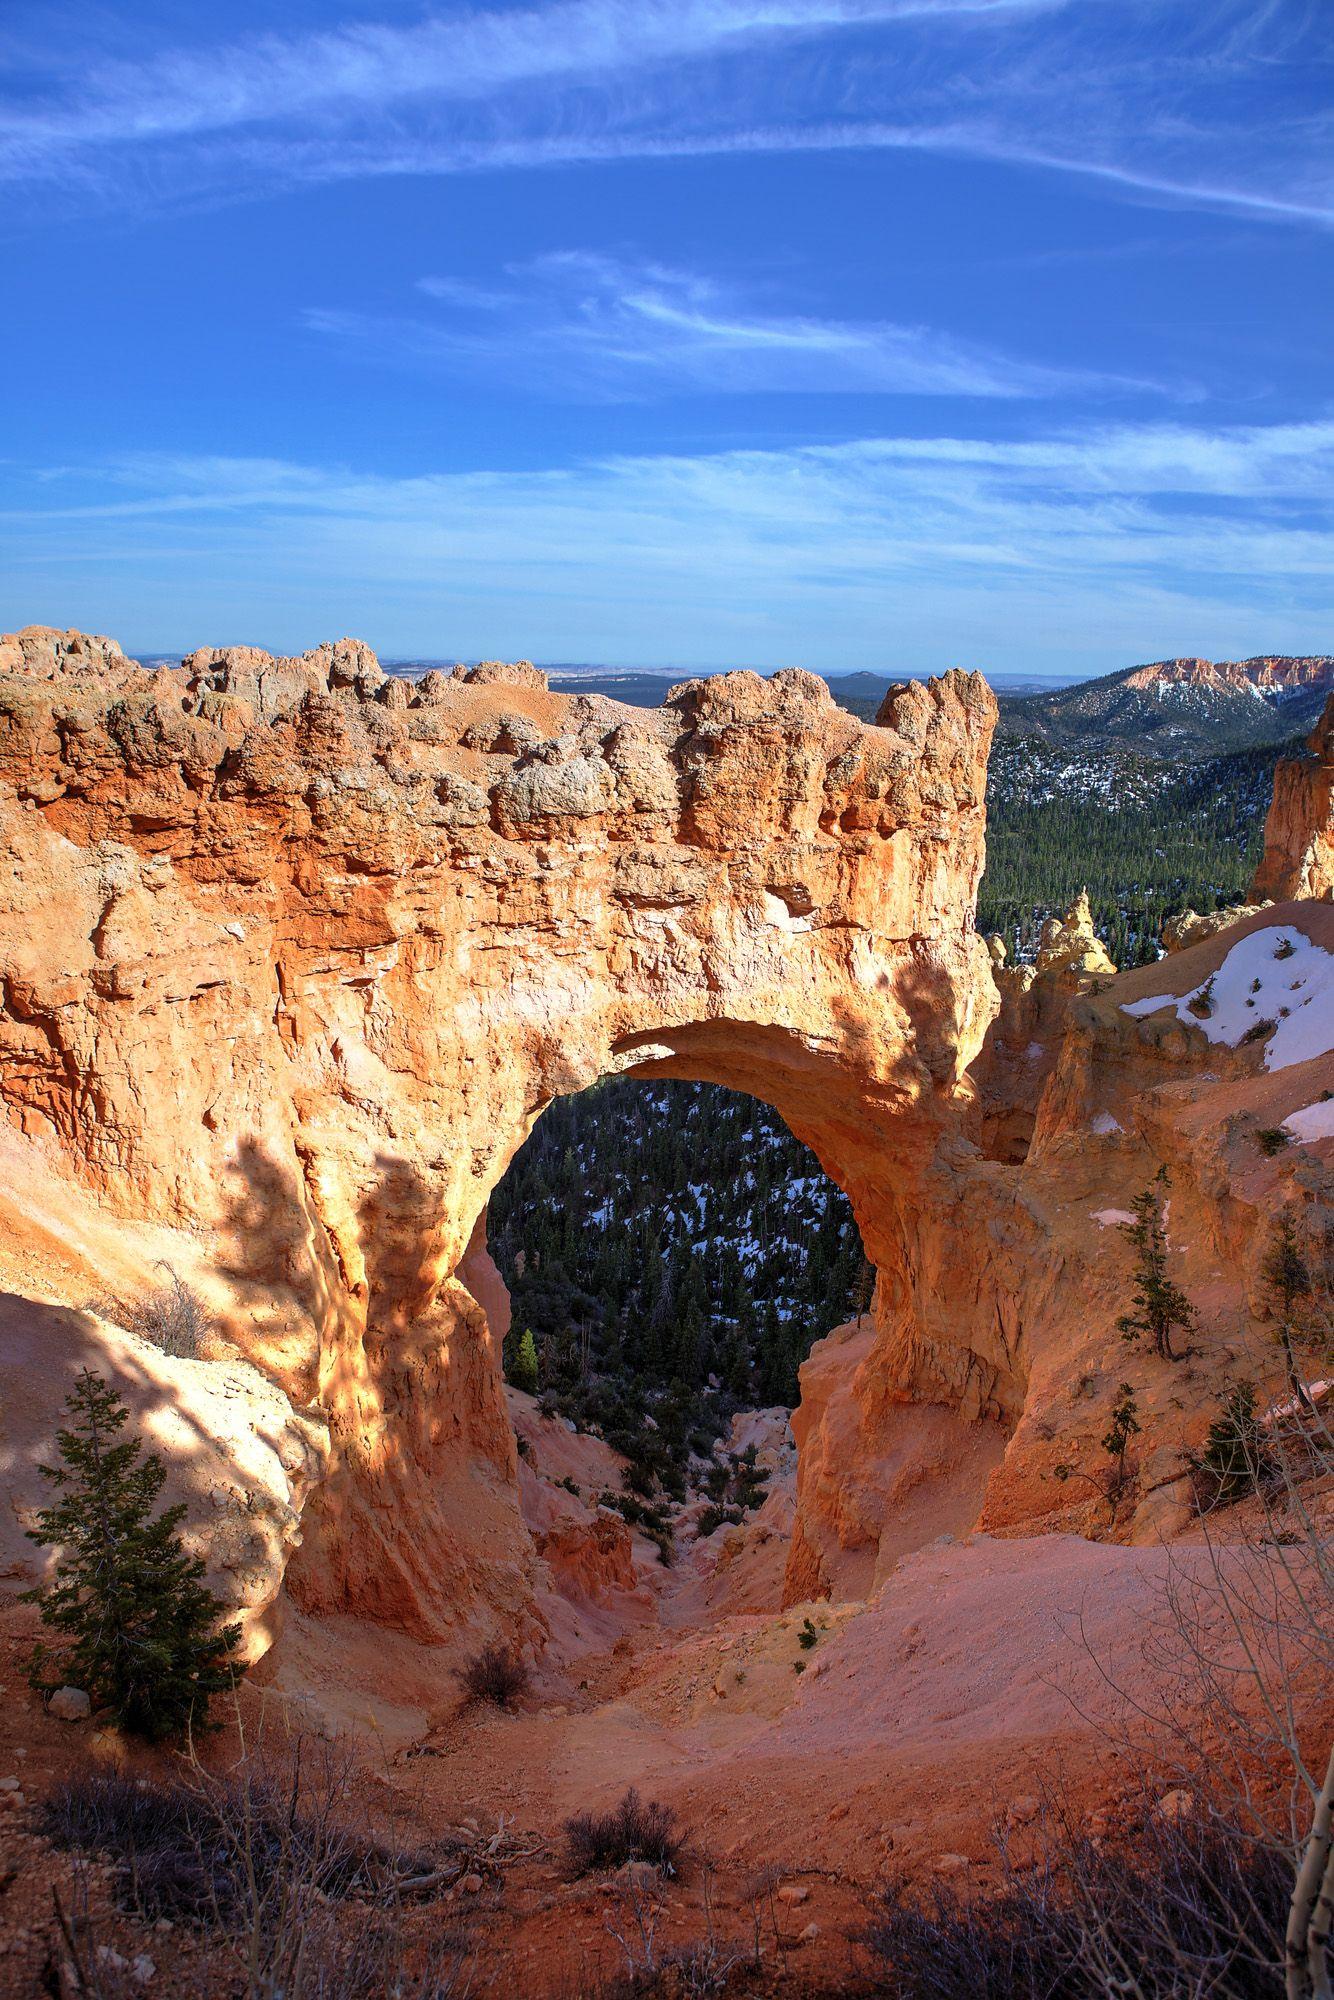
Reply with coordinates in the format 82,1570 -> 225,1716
1101,1384 -> 1141,1515
1117,1170 -> 1194,1362
24,1370 -> 241,1740
1194,1382 -> 1270,1508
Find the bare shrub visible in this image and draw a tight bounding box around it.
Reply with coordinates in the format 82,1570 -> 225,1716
1072,1358 -> 1334,1998
565,1789 -> 685,1878
40,1740 -> 472,1996
119,1266 -> 213,1359
40,1758 -> 451,1927
455,1641 -> 531,1709
864,1795 -> 1292,1998
590,1860 -> 739,1997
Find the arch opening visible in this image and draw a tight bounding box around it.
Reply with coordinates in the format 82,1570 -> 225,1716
486,1074 -> 871,1574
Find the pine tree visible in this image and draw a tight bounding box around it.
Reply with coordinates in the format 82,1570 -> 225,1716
24,1371 -> 241,1741
1101,1383 -> 1141,1513
1117,1170 -> 1194,1361
1196,1382 -> 1270,1507
1261,1212 -> 1313,1411
507,1326 -> 540,1395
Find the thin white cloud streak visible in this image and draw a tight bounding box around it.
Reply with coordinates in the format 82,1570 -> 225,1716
261,117 -> 1332,230
5,419 -> 1331,671
309,251 -> 1155,400
0,0 -> 1067,150
1,0 -> 1327,237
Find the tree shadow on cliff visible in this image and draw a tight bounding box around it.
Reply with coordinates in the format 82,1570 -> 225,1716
211,1136 -> 352,1399
0,1291 -> 240,1584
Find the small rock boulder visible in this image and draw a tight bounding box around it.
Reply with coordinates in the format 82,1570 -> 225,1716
48,1686 -> 91,1721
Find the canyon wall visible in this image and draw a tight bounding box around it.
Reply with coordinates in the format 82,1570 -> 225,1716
0,628 -> 1000,1641
1253,691 -> 1334,903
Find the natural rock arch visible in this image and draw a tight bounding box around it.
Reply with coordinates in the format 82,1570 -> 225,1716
0,628 -> 1011,1640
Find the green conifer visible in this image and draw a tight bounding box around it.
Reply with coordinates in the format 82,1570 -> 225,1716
1101,1383 -> 1141,1513
24,1370 -> 241,1741
1117,1169 -> 1194,1361
507,1326 -> 540,1395
1196,1382 -> 1270,1506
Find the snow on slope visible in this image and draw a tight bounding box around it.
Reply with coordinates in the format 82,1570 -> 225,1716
1283,1098 -> 1334,1143
1122,926 -> 1334,1072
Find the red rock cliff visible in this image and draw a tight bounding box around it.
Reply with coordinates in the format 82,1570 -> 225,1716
1252,691 -> 1334,903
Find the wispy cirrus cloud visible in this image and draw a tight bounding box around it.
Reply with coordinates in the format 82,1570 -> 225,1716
6,416 -> 1331,671
0,0 -> 1068,158
0,0 -> 1329,232
305,250 -> 1160,400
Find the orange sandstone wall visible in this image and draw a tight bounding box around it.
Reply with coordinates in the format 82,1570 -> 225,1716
0,628 -> 998,1638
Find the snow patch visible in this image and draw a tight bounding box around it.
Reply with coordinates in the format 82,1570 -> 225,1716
1122,927 -> 1334,1072
1093,1208 -> 1136,1228
1282,1098 -> 1334,1144
1090,1112 -> 1123,1136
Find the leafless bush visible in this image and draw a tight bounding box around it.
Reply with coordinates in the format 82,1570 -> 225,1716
41,1738 -> 472,1999
565,1789 -> 685,1878
863,1795 -> 1292,1998
594,1863 -> 740,1997
454,1641 -> 531,1709
1073,1360 -> 1334,1999
118,1266 -> 213,1359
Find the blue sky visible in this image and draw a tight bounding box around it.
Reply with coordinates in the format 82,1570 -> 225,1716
1,0 -> 1330,674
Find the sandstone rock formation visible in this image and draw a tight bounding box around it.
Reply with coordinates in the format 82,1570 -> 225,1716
1161,903 -> 1267,953
0,627 -> 998,1643
2,626 -> 1330,1657
1252,690 -> 1334,902
968,890 -> 1117,1165
1125,654 -> 1334,697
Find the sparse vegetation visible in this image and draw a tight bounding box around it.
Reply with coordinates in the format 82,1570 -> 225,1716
602,1486 -> 676,1565
1241,1015 -> 1277,1045
455,1641 -> 531,1709
118,1267 -> 213,1359
1257,1126 -> 1291,1156
1262,1212 -> 1316,1409
863,1795 -> 1294,1999
1116,1171 -> 1194,1362
564,1789 -> 685,1878
23,1370 -> 241,1740
1100,1383 -> 1141,1514
41,1751 -> 471,1995
1192,1382 -> 1271,1508
1187,975 -> 1217,1019
696,1444 -> 769,1539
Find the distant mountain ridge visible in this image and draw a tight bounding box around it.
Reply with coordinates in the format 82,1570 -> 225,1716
1122,655 -> 1334,695
998,653 -> 1334,759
